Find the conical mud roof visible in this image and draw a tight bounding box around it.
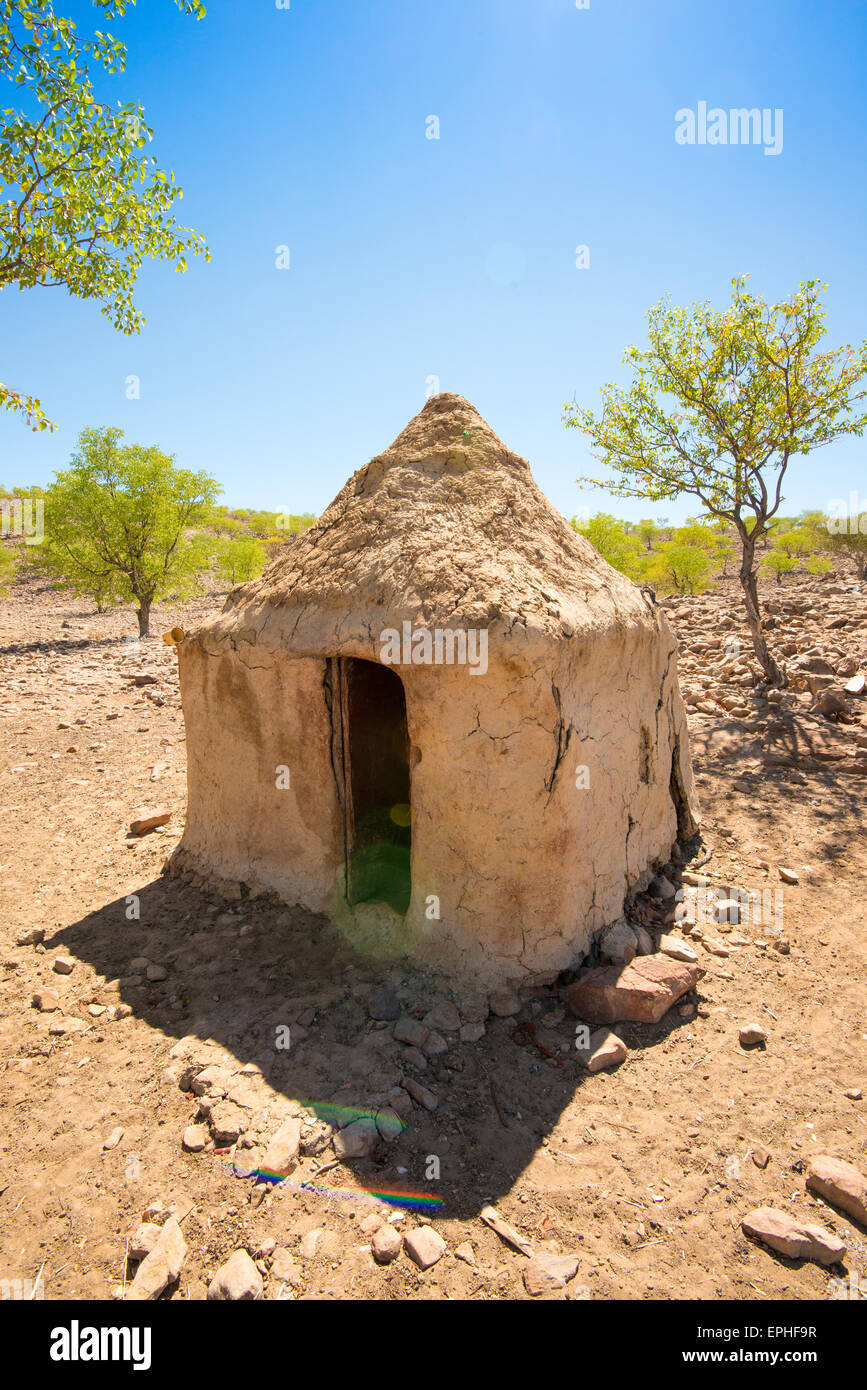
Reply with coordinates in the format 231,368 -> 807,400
211,394 -> 646,647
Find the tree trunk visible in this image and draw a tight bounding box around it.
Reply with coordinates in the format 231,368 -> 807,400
739,539 -> 786,686
137,599 -> 151,638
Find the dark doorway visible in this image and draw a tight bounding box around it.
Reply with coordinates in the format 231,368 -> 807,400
330,657 -> 412,914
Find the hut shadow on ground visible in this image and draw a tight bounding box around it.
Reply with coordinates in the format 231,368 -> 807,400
51,874 -> 700,1222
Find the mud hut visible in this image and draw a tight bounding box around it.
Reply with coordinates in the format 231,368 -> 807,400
171,394 -> 699,985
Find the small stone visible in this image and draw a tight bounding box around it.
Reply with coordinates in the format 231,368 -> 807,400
806,1155 -> 867,1226
454,1241 -> 476,1266
371,1224 -> 403,1264
374,1108 -> 405,1144
578,1027 -> 628,1073
739,1023 -> 767,1048
271,1247 -> 301,1284
751,1145 -> 771,1169
260,1117 -> 302,1177
53,956 -> 75,975
598,918 -> 638,965
659,934 -> 698,964
182,1125 -> 208,1153
128,1222 -> 162,1261
401,1077 -> 438,1112
460,1021 -> 486,1043
207,1249 -> 263,1300
208,1101 -> 248,1147
129,810 -> 171,836
146,964 -> 168,981
423,1001 -> 461,1033
103,1126 -> 124,1151
404,1225 -> 446,1270
126,1217 -> 187,1300
488,988 -> 522,1017
33,989 -> 60,1012
393,1016 -> 429,1048
422,1030 -> 448,1057
843,1088 -> 862,1101
15,928 -> 44,947
741,1207 -> 845,1266
368,987 -> 401,1021
778,867 -> 799,884
333,1118 -> 379,1160
523,1253 -> 581,1296
844,673 -> 865,694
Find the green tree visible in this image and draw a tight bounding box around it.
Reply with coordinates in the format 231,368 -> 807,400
212,534 -> 267,587
44,425 -> 220,635
564,276 -> 867,686
572,511 -> 644,579
1,0 -> 208,429
646,540 -> 712,595
762,549 -> 798,585
826,512 -> 867,579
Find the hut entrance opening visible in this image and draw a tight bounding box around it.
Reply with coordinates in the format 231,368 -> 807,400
331,657 -> 411,914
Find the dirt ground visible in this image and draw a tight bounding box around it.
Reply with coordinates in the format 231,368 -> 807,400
1,568 -> 865,1302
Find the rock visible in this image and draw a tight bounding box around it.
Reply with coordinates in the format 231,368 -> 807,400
207,1249 -> 263,1300
371,1224 -> 403,1264
577,1027 -> 628,1073
778,867 -> 799,885
422,1030 -> 448,1057
393,1016 -> 429,1048
103,1126 -> 124,1151
182,1125 -> 208,1153
404,1225 -> 446,1270
488,989 -> 521,1017
333,1118 -> 379,1160
562,955 -> 702,1024
368,987 -> 401,1021
401,1045 -> 428,1070
658,933 -> 698,964
208,1101 -> 248,1147
128,1222 -> 162,1261
480,1205 -> 534,1255
126,1217 -> 187,1300
523,1253 -> 581,1296
454,1241 -> 476,1266
146,964 -> 168,982
739,1023 -> 766,1048
32,989 -> 60,1012
270,1247 -> 301,1284
741,1207 -> 845,1266
751,1145 -> 771,1170
129,810 -> 171,836
650,874 -> 678,900
260,1117 -> 302,1177
374,1108 -> 405,1144
401,1077 -> 438,1111
806,1155 -> 867,1226
423,1001 -> 461,1033
190,1065 -> 231,1097
53,956 -> 75,975
598,918 -> 638,965
16,928 -> 44,946
843,1088 -> 862,1101
634,925 -> 655,955
845,673 -> 865,694
460,1021 -> 486,1043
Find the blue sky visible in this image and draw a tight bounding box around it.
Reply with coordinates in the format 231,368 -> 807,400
1,0 -> 865,523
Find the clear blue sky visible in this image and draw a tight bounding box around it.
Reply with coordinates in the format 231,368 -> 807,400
2,0 -> 865,523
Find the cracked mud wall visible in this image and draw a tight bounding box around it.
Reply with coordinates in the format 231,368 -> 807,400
175,639 -> 343,910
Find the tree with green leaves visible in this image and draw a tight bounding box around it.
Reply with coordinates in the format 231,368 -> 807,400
571,511 -> 644,580
212,533 -> 267,587
44,425 -> 220,634
564,276 -> 867,686
762,549 -> 798,585
0,539 -> 16,592
1,0 -> 208,429
645,540 -> 712,596
826,512 -> 867,579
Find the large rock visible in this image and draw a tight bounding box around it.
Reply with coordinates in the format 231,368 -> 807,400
404,1225 -> 446,1270
563,954 -> 703,1024
807,1155 -> 867,1226
741,1207 -> 845,1266
207,1249 -> 263,1300
126,1217 -> 187,1300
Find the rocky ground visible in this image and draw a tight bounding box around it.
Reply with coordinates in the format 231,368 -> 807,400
0,567 -> 865,1302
